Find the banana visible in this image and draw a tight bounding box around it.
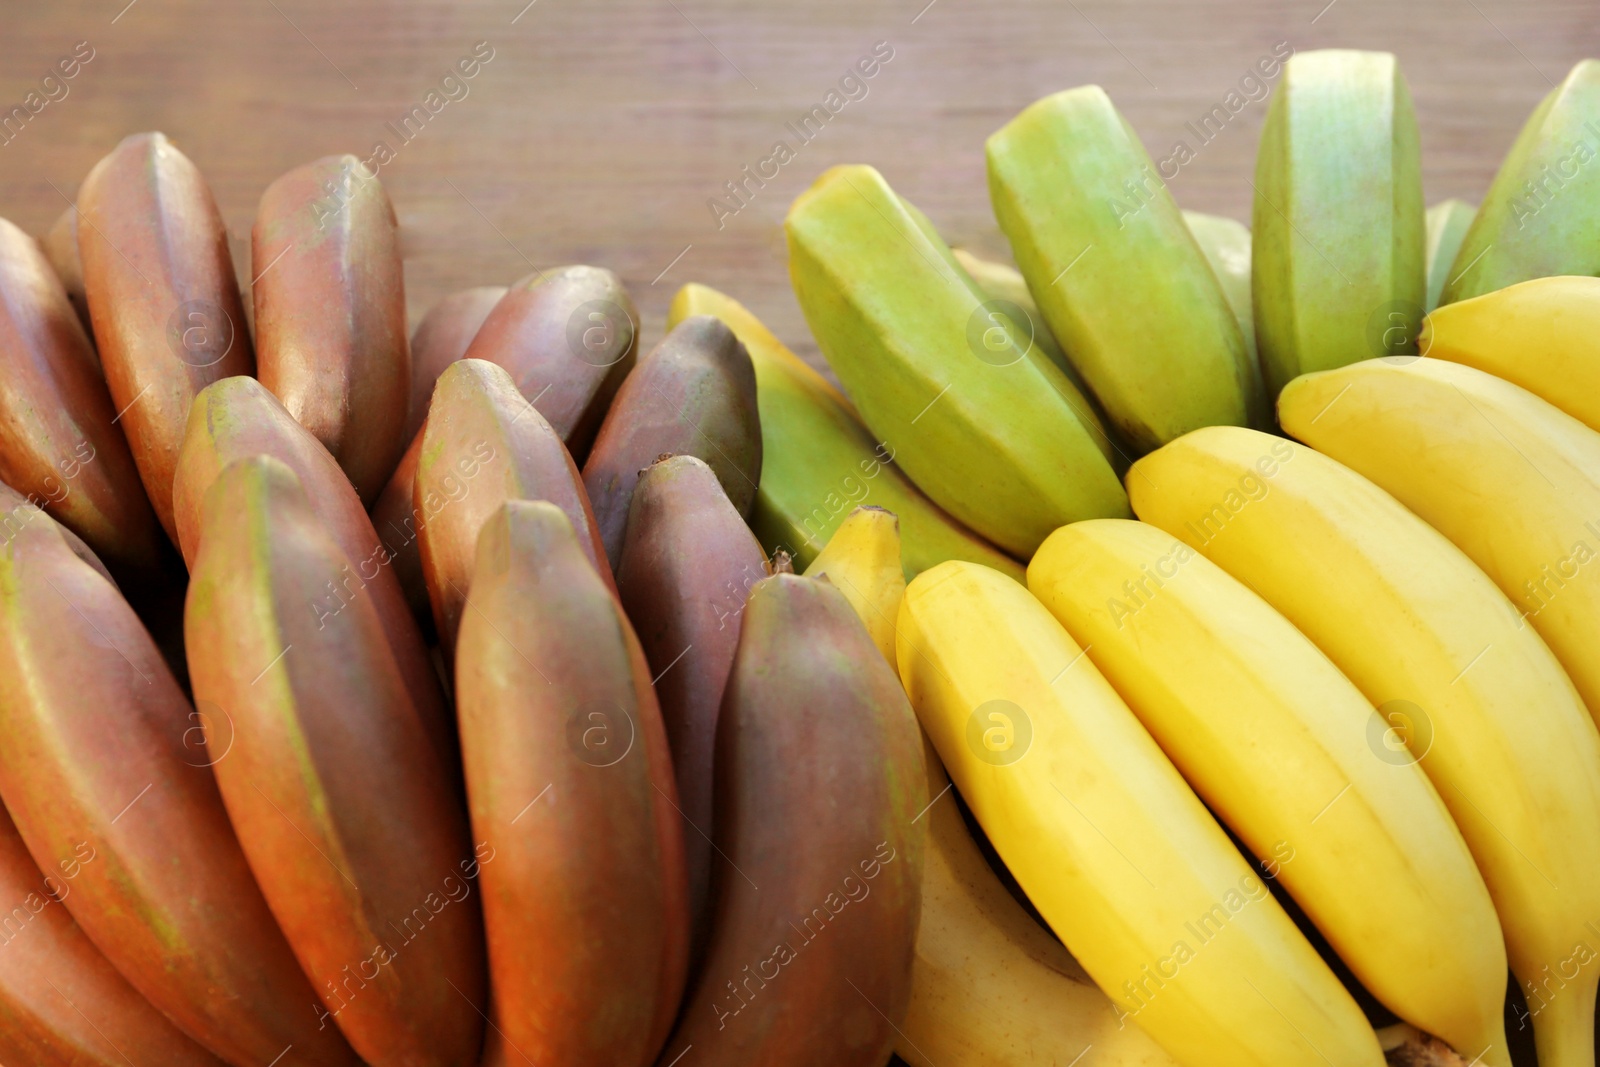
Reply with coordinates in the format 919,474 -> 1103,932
415,358 -> 610,657
370,434 -> 432,626
667,283 -> 1022,579
896,559 -> 1384,1067
786,165 -> 1127,557
0,215 -> 164,572
1280,357 -> 1600,725
988,88 -> 1263,448
898,746 -> 1181,1067
0,803 -> 227,1067
461,264 -> 638,462
1440,60 -> 1600,305
173,375 -> 455,773
1252,50 -> 1426,396
1181,210 -> 1258,368
655,571 -> 924,1067
1423,199 -> 1476,311
406,285 -> 506,440
615,454 -> 768,967
948,246 -> 1122,466
40,203 -> 92,334
1027,518 -> 1509,1064
455,500 -> 688,1067
186,456 -> 486,1066
0,493 -> 360,1066
1129,425 -> 1600,1067
803,504 -> 904,666
583,314 -> 760,569
1420,275 -> 1600,432
77,132 -> 256,541
253,155 -> 410,504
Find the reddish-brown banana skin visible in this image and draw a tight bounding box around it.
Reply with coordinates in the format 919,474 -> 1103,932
456,500 -> 689,1067
654,574 -> 926,1067
0,803 -> 228,1067
253,155 -> 410,505
77,131 -> 255,541
615,455 -> 767,969
0,499 -> 359,1067
41,203 -> 93,336
582,314 -> 761,570
404,285 -> 506,442
0,216 -> 164,573
172,376 -> 457,778
185,456 -> 486,1067
415,358 -> 613,658
371,431 -> 431,627
460,265 -> 639,463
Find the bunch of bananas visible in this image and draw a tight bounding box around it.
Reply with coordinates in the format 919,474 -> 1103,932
2,44 -> 1600,1067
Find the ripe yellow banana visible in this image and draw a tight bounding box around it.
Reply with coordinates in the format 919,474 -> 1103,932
1420,275 -> 1600,433
803,505 -> 904,666
899,741 -> 1181,1067
1280,357 -> 1600,725
1129,426 -> 1600,1067
1423,200 -> 1475,312
1028,518 -> 1509,1065
896,561 -> 1385,1067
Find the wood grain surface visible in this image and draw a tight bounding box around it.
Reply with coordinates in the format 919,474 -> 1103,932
0,0 -> 1594,372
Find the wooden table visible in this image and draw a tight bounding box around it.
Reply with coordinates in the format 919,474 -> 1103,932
0,0 -> 1594,372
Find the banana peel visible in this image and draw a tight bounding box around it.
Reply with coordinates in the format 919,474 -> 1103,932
786,165 -> 1128,558
1252,50 -> 1425,397
1423,200 -> 1475,312
1441,59 -> 1600,305
988,88 -> 1264,447
1181,210 -> 1258,371
667,283 -> 1022,580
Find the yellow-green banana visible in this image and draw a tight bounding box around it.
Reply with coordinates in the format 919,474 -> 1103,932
950,246 -> 1122,466
1421,275 -> 1600,433
785,166 -> 1128,558
899,742 -> 1181,1067
1252,49 -> 1425,396
1423,199 -> 1475,311
896,560 -> 1385,1067
1440,60 -> 1600,305
667,283 -> 1022,580
988,88 -> 1263,450
1130,426 -> 1600,1067
1028,518 -> 1509,1065
803,504 -> 905,666
1181,210 -> 1258,369
1279,357 -> 1600,725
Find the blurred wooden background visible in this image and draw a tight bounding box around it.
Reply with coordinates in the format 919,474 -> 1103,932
0,0 -> 1594,369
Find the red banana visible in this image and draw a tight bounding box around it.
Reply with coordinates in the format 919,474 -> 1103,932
456,500 -> 689,1067
405,285 -> 507,442
40,203 -> 93,335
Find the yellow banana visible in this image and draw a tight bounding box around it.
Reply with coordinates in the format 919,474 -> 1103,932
1420,275 -> 1600,433
896,561 -> 1385,1067
1027,518 -> 1508,1065
1423,199 -> 1475,312
1181,210 -> 1257,368
803,505 -> 904,666
1280,357 -> 1600,724
1129,426 -> 1600,1067
899,741 -> 1180,1067
667,283 -> 1022,580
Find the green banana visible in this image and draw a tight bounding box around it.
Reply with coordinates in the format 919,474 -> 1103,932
1423,200 -> 1476,311
1441,59 -> 1600,304
1252,49 -> 1425,396
667,283 -> 1022,579
786,164 -> 1127,558
987,87 -> 1264,448
1181,210 -> 1257,368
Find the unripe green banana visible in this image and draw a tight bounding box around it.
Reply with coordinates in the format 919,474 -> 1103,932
1181,210 -> 1257,368
1252,49 -> 1425,396
989,88 -> 1264,448
787,164 -> 1127,557
1423,199 -> 1475,311
1441,59 -> 1600,305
